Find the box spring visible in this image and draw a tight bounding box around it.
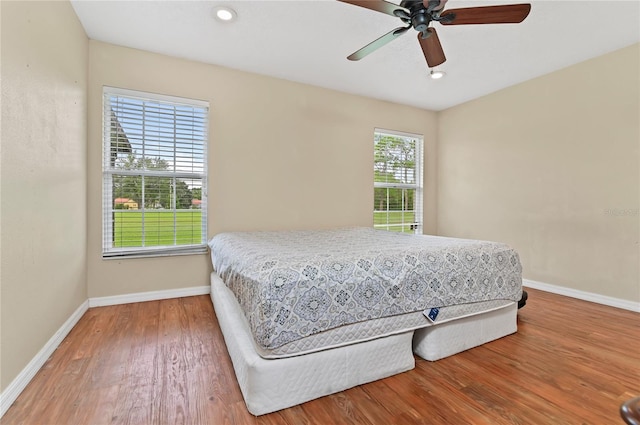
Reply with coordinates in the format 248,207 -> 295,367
413,302 -> 517,361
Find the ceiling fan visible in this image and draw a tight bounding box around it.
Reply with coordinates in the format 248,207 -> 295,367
338,0 -> 531,68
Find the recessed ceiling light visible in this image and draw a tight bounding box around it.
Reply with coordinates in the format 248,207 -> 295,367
430,70 -> 446,80
213,6 -> 237,22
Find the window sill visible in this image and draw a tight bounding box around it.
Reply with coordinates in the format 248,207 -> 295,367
102,245 -> 208,260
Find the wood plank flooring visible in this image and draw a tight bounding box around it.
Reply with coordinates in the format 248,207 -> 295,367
3,288 -> 639,424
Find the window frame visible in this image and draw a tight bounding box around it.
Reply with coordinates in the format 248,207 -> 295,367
102,86 -> 209,259
373,128 -> 424,234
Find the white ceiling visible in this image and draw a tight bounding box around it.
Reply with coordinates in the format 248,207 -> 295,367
71,0 -> 640,111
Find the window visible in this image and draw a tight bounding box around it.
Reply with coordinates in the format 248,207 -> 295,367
103,87 -> 208,258
374,129 -> 423,234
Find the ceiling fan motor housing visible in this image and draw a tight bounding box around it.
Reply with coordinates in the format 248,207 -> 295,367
400,0 -> 433,32
412,11 -> 430,32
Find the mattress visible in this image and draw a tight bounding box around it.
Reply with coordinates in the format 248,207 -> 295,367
258,298 -> 512,358
210,272 -> 416,416
209,227 -> 522,352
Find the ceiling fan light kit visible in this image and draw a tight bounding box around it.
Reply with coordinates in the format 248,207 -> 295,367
430,69 -> 445,79
339,0 -> 531,71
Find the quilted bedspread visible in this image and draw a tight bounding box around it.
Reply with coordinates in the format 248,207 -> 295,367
209,227 -> 522,350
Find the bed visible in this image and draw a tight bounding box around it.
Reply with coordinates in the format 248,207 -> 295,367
208,227 -> 523,415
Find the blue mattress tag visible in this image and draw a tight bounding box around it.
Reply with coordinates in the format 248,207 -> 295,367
426,307 -> 439,322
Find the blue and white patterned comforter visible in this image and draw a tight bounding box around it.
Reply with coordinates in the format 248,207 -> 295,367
209,227 -> 522,350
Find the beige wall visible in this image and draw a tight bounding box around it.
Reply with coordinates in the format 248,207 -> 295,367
438,44 -> 640,302
87,41 -> 438,298
0,1 -> 88,391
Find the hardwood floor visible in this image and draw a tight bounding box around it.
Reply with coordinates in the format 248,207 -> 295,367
3,288 -> 639,424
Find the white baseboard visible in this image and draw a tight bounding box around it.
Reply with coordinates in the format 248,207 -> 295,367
88,285 -> 211,308
0,300 -> 89,418
523,279 -> 640,313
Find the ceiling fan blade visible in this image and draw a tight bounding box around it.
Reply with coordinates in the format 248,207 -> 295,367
418,27 -> 446,68
348,26 -> 410,61
337,0 -> 409,18
440,4 -> 531,25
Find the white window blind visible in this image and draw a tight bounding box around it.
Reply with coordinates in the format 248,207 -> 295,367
374,129 -> 423,234
102,87 -> 209,258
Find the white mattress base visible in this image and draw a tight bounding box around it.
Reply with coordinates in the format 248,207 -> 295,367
413,302 -> 517,361
210,273 -> 415,416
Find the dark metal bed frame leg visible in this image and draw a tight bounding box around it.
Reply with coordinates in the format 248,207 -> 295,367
518,290 -> 528,309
